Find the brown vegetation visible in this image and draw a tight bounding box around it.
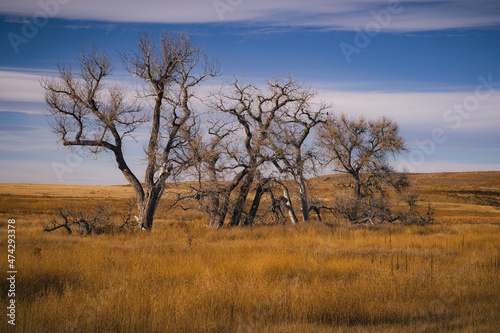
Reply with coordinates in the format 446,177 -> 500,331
0,171 -> 499,332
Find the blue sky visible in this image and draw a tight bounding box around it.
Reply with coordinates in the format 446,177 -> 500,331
0,0 -> 499,184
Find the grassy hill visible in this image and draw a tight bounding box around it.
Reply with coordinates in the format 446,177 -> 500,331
1,171 -> 499,227
308,171 -> 500,224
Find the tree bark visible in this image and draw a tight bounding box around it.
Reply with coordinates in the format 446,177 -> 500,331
229,171 -> 255,226
244,179 -> 269,226
137,183 -> 165,230
277,181 -> 298,225
295,175 -> 310,222
215,195 -> 231,227
207,194 -> 221,228
353,179 -> 362,199
207,193 -> 230,228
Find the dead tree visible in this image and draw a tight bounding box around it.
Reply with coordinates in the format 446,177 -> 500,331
317,114 -> 406,200
270,94 -> 330,222
185,120 -> 248,228
43,205 -> 114,235
272,180 -> 299,225
43,201 -> 139,235
209,76 -> 311,226
42,32 -> 219,230
43,207 -> 75,234
387,172 -> 434,224
317,114 -> 432,224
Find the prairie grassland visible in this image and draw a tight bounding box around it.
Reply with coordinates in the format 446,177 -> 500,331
0,172 -> 499,332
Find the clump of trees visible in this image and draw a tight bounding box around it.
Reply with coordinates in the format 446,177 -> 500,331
183,77 -> 330,227
43,31 -> 432,233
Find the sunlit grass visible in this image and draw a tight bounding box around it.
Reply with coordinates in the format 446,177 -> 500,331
1,220 -> 498,332
0,172 -> 499,332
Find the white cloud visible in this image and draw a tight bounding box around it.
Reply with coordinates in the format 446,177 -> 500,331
0,69 -> 46,105
1,0 -> 499,32
3,66 -> 498,133
0,68 -> 140,114
315,89 -> 500,131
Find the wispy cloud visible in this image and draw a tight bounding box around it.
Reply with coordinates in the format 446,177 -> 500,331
0,68 -> 137,114
3,67 -> 498,134
1,0 -> 499,32
0,69 -> 48,106
317,89 -> 500,131
0,143 -> 54,152
0,159 -> 126,184
0,125 -> 40,132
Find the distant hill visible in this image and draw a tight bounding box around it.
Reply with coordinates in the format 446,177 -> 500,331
1,171 -> 499,224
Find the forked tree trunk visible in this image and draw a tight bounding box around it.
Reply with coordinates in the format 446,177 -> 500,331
229,171 -> 255,226
244,179 -> 269,226
137,184 -> 165,230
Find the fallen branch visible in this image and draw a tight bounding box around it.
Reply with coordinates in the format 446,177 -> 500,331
351,217 -> 376,226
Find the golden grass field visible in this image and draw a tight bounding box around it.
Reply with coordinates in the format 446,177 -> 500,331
1,171 -> 499,332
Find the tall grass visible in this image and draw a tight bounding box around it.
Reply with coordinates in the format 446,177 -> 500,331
1,220 -> 499,332
0,172 -> 499,332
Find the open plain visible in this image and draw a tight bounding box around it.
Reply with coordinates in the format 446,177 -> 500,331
1,171 -> 499,332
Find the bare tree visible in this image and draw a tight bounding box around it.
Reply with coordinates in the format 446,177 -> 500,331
210,77 -> 313,226
43,204 -> 114,235
317,114 -> 406,199
270,94 -> 330,221
42,32 -> 219,230
317,114 -> 432,224
184,119 -> 245,228
185,77 -> 312,227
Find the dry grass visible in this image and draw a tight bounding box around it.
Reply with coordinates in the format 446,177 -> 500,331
309,171 -> 500,224
0,172 -> 499,332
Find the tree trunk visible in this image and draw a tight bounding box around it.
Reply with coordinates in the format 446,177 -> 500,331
350,174 -> 362,199
208,212 -> 222,228
203,185 -> 231,228
206,162 -> 228,228
137,184 -> 164,230
295,175 -> 309,222
215,194 -> 230,227
137,202 -> 155,231
354,182 -> 361,199
244,179 -> 269,226
208,194 -> 229,228
229,171 -> 255,226
269,188 -> 286,224
207,194 -> 220,228
277,181 -> 298,225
